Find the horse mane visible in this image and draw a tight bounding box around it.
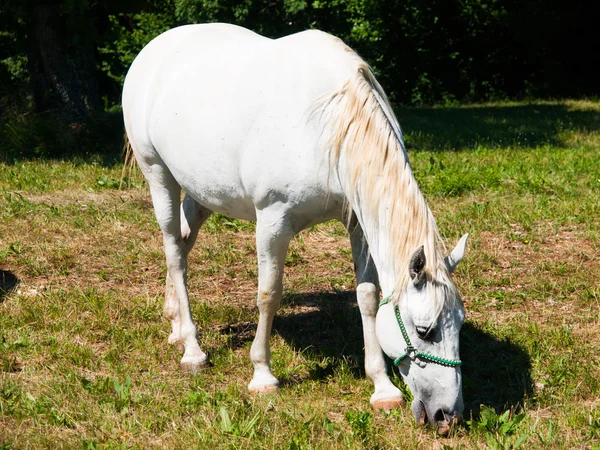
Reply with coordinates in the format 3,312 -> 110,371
322,53 -> 451,308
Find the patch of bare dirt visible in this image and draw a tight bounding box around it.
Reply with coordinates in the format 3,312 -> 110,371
19,189 -> 152,207
465,225 -> 600,326
478,225 -> 597,276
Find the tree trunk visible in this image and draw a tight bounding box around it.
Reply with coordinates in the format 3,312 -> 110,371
26,1 -> 100,123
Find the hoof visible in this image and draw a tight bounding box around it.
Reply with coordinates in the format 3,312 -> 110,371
372,397 -> 406,413
248,384 -> 279,396
248,371 -> 279,395
180,355 -> 209,374
248,375 -> 279,395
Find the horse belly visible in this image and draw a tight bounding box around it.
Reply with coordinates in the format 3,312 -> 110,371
152,116 -> 338,224
162,153 -> 258,221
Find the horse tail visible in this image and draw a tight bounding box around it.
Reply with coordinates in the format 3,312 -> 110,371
119,130 -> 138,189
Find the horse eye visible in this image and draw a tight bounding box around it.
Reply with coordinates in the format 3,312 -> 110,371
416,325 -> 434,341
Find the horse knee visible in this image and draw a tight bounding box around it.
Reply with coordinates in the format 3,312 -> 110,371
357,282 -> 378,316
163,302 -> 178,321
257,287 -> 281,313
357,282 -> 377,298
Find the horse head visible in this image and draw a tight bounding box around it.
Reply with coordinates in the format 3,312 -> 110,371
376,234 -> 468,434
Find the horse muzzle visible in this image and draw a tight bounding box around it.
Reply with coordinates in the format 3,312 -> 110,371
413,399 -> 463,436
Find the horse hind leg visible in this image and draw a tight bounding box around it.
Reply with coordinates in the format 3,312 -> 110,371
164,194 -> 212,350
349,219 -> 405,412
142,160 -> 208,373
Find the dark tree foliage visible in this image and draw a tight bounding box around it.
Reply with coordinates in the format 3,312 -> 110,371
168,0 -> 600,104
25,0 -> 101,122
1,0 -> 598,119
0,0 -> 151,122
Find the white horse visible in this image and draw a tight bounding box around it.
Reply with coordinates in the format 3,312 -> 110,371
122,23 -> 469,433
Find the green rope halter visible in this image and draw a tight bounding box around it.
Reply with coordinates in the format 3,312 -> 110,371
379,296 -> 462,368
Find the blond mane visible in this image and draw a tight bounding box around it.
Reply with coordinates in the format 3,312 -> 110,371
323,55 -> 450,305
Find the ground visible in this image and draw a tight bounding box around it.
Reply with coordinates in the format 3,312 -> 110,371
1,100 -> 599,449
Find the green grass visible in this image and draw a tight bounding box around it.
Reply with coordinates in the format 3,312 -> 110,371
1,99 -> 599,448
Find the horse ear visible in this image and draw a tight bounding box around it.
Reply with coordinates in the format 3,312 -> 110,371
409,245 -> 426,281
445,233 -> 469,274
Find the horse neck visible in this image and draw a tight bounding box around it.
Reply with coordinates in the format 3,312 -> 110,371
352,185 -> 443,297
324,64 -> 445,298
344,157 -> 445,299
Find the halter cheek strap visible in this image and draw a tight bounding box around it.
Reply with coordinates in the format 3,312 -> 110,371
379,296 -> 462,368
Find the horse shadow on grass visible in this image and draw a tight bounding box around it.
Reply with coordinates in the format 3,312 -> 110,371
0,111 -> 126,166
395,102 -> 600,152
243,290 -> 534,419
4,103 -> 599,165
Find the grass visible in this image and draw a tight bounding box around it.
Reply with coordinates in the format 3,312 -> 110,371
1,99 -> 599,448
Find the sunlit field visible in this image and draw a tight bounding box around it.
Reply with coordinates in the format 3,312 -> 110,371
1,100 -> 599,449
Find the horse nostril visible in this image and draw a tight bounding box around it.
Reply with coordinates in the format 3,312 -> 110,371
433,409 -> 446,423
433,409 -> 463,423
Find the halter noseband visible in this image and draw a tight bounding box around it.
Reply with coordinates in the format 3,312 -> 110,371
379,296 -> 462,368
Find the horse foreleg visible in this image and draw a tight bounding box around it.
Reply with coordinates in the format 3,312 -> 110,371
248,210 -> 293,394
350,222 -> 405,412
147,166 -> 208,373
164,194 -> 211,349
